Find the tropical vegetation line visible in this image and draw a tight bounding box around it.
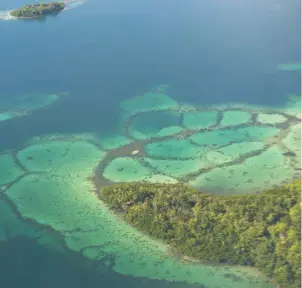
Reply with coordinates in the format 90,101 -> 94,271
10,2 -> 65,18
101,180 -> 301,288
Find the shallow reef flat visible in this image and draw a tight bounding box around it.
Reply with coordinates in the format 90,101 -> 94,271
145,139 -> 205,159
182,110 -> 217,129
17,140 -> 105,174
2,136 -> 275,288
143,158 -> 204,178
189,126 -> 280,146
103,157 -> 153,182
257,113 -> 288,124
190,147 -> 296,195
220,110 -> 251,127
1,87 -> 300,288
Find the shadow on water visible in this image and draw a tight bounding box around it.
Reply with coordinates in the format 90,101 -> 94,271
0,236 -> 202,288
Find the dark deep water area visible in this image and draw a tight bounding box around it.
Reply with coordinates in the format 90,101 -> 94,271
0,0 -> 300,287
0,0 -> 300,150
0,237 -> 201,288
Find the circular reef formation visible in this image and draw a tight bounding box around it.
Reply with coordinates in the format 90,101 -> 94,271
1,86 -> 300,288
99,87 -> 300,195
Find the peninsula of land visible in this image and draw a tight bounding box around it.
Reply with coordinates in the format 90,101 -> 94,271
101,180 -> 301,288
10,2 -> 65,18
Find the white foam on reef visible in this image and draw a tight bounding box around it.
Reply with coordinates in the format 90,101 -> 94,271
0,10 -> 17,21
63,0 -> 86,11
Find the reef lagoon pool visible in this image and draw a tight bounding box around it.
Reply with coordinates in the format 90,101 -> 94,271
0,0 -> 300,287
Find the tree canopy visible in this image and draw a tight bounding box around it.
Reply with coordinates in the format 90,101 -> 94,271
10,2 -> 65,18
101,180 -> 301,288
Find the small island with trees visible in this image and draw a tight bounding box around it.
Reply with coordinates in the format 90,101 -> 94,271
10,2 -> 65,19
101,180 -> 301,288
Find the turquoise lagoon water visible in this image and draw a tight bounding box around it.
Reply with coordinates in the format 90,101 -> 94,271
0,0 -> 300,287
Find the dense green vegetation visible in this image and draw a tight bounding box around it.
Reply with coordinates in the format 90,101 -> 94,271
10,2 -> 65,18
101,181 -> 301,288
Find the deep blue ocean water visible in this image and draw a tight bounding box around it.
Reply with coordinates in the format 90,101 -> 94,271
0,0 -> 300,287
0,0 -> 300,151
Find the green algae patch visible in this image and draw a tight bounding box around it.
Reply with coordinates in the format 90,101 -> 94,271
99,134 -> 133,150
144,158 -> 203,178
257,113 -> 288,124
190,147 -> 295,195
120,92 -> 179,113
17,140 -> 105,174
0,154 -> 24,185
103,157 -> 152,182
145,139 -> 205,159
182,111 -> 217,130
129,111 -> 181,140
190,126 -> 280,146
220,110 -> 251,127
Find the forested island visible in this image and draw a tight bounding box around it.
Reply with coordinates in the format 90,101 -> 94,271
101,181 -> 301,288
10,2 -> 65,18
